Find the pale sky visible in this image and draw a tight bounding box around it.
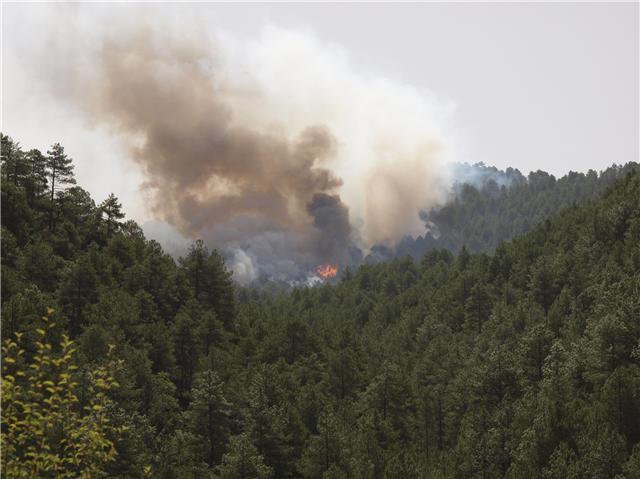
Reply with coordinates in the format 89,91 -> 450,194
2,2 -> 638,225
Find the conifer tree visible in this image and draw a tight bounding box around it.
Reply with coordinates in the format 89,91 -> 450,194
46,142 -> 75,231
100,193 -> 125,237
218,433 -> 273,479
186,369 -> 232,466
181,239 -> 208,300
24,148 -> 48,205
1,134 -> 28,186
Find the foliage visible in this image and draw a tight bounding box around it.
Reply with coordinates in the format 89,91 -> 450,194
1,310 -> 122,478
2,133 -> 639,478
387,161 -> 638,260
217,433 -> 272,479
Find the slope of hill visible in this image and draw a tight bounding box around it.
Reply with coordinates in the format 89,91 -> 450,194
2,133 -> 639,478
369,162 -> 638,262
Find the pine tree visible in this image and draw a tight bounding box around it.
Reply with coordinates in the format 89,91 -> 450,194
1,134 -> 30,187
24,148 -> 48,205
197,309 -> 223,357
100,193 -> 125,237
186,369 -> 232,466
173,310 -> 199,404
58,186 -> 98,231
46,143 -> 75,231
465,282 -> 492,334
180,241 -> 236,328
206,250 -> 236,328
247,364 -> 294,478
298,408 -> 343,477
181,240 -> 208,301
218,433 -> 273,479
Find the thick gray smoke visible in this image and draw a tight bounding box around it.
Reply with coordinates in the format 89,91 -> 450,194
12,10 -> 453,283
306,193 -> 356,265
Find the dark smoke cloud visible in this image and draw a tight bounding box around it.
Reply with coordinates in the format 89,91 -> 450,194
20,15 -> 450,283
306,193 -> 352,263
85,31 -> 343,241
69,27 -> 359,281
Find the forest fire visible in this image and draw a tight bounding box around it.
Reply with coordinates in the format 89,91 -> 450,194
316,264 -> 339,279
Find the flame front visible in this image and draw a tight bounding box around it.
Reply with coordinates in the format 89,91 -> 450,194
316,264 -> 338,279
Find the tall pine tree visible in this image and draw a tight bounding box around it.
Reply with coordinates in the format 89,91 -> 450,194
46,142 -> 75,231
100,193 -> 125,237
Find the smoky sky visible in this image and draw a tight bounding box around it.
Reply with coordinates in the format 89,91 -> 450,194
82,25 -> 369,281
5,3 -> 637,283
4,10 -> 453,282
82,30 -> 341,238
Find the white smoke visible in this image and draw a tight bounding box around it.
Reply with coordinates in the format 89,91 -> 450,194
228,249 -> 258,285
6,5 -> 456,283
220,26 -> 452,247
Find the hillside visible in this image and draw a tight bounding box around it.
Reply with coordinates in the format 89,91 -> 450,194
2,133 -> 640,478
371,161 -> 638,261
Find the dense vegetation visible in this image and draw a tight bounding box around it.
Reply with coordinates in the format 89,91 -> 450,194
2,133 -> 640,478
378,161 -> 638,261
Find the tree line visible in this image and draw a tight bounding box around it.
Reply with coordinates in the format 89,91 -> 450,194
377,161 -> 638,261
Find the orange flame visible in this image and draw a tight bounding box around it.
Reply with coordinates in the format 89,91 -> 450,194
316,264 -> 338,279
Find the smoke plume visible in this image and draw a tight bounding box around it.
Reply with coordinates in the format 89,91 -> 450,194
14,9 -> 452,282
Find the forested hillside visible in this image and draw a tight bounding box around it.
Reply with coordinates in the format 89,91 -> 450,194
377,162 -> 638,261
2,133 -> 640,478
